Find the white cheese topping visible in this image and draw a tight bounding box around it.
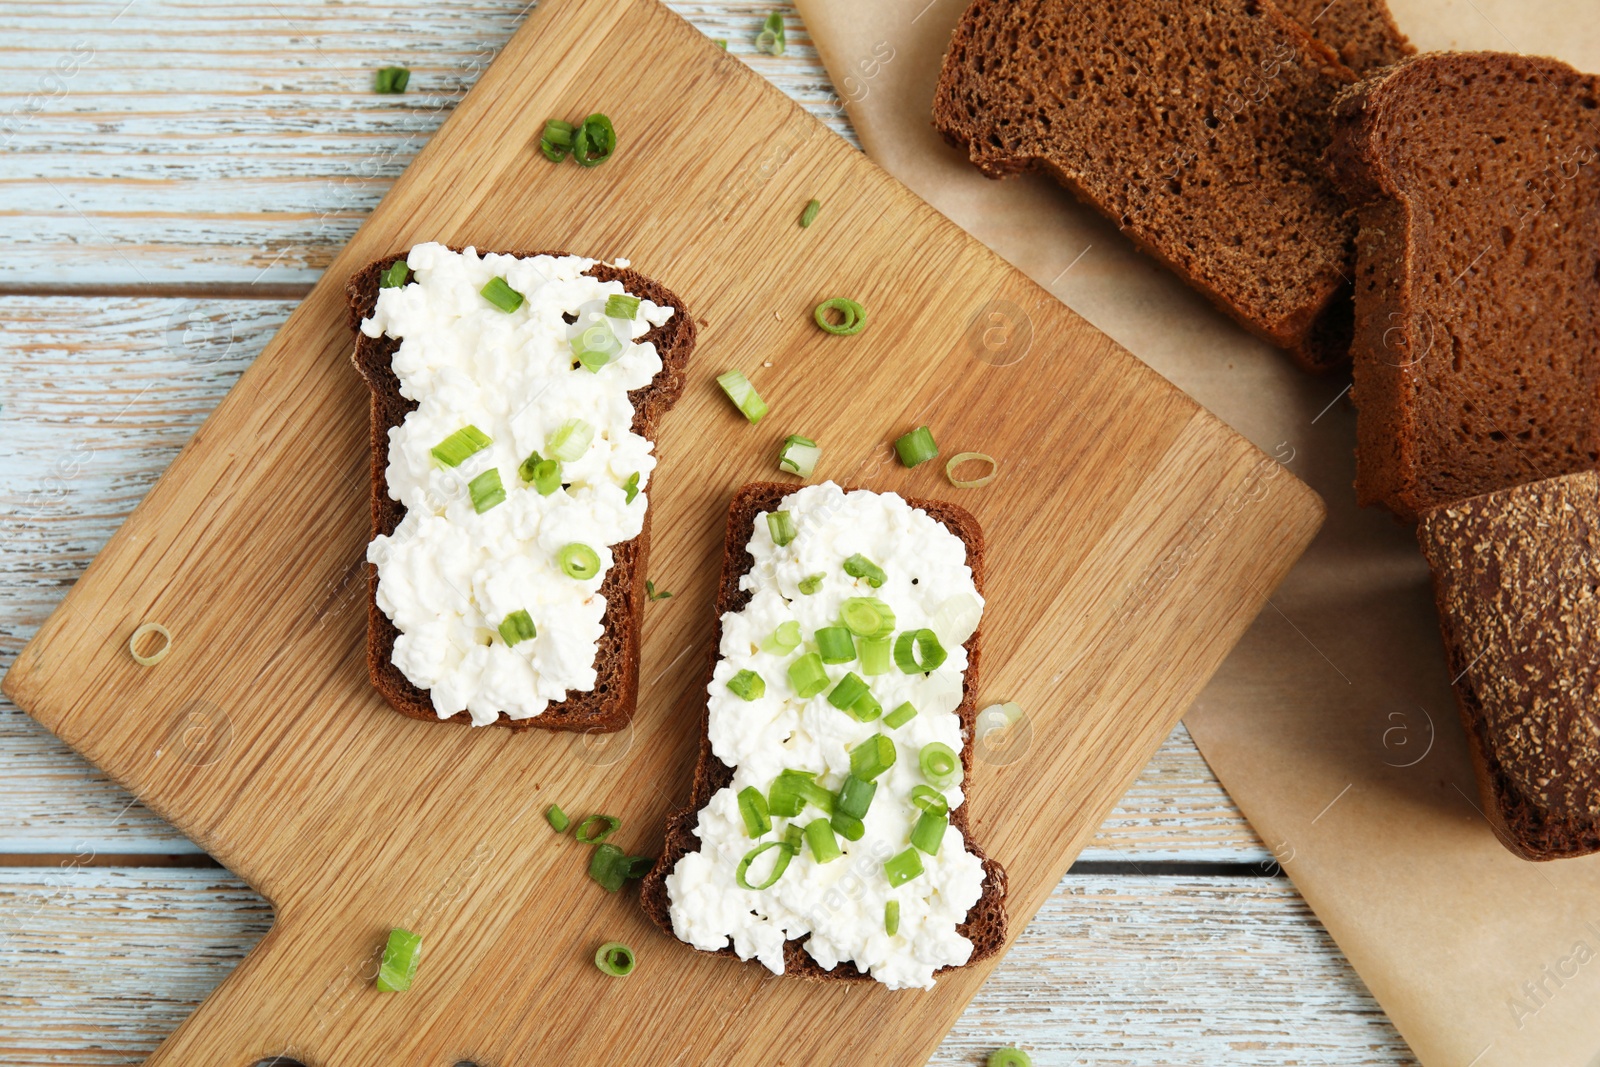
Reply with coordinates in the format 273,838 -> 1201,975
665,482 -> 989,990
361,242 -> 675,725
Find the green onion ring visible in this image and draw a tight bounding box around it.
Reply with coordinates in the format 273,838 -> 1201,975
594,941 -> 636,977
574,813 -> 620,844
987,1048 -> 1033,1067
736,839 -> 795,890
572,112 -> 617,167
559,543 -> 602,580
909,784 -> 949,815
945,451 -> 998,489
813,297 -> 866,336
128,622 -> 172,667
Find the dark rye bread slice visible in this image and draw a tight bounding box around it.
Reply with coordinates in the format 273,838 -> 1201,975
347,249 -> 696,733
1327,53 -> 1600,522
933,0 -> 1359,371
1417,471 -> 1600,861
1274,0 -> 1412,73
640,483 -> 1008,980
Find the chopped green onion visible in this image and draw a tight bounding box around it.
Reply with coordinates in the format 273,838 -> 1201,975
885,900 -> 900,936
736,839 -> 794,890
594,941 -> 635,977
761,620 -> 802,654
380,260 -> 411,288
374,66 -> 410,94
497,609 -> 537,645
782,822 -> 804,853
787,652 -> 829,698
849,734 -> 897,781
767,510 -> 797,547
911,810 -> 948,855
623,471 -> 640,504
835,774 -> 877,820
827,671 -> 870,711
588,842 -> 629,892
883,701 -> 919,729
849,690 -> 882,722
909,784 -> 948,815
799,199 -> 821,228
919,742 -> 960,788
714,37 -> 728,49
545,803 -> 570,832
894,629 -> 948,674
777,434 -> 821,478
804,817 -> 842,863
547,418 -> 594,462
738,786 -> 771,838
885,847 -> 925,888
798,573 -> 825,595
518,451 -> 562,496
375,928 -> 422,991
625,855 -> 653,878
431,425 -> 492,468
843,554 -> 886,588
728,669 -> 765,701
716,369 -> 768,424
815,626 -> 855,664
767,769 -> 814,818
481,276 -> 525,313
947,451 -> 998,489
572,112 -> 617,167
646,580 -> 672,601
895,425 -> 939,467
814,297 -> 866,336
539,118 -> 574,162
841,597 -> 895,637
468,469 -> 505,513
605,293 -> 640,320
858,636 -> 891,676
831,811 -> 865,841
756,10 -> 785,54
796,777 -> 837,815
574,813 -> 621,844
571,320 -> 622,372
988,1050 -> 1032,1067
559,543 -> 601,580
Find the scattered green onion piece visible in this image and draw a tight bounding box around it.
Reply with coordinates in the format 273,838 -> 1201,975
716,369 -> 768,424
572,112 -> 617,167
547,418 -> 594,462
894,628 -> 948,674
795,777 -> 837,815
497,609 -> 537,645
761,620 -> 802,654
831,810 -> 865,841
767,769 -> 816,818
468,469 -> 505,513
885,900 -> 900,936
988,1049 -> 1033,1067
849,690 -> 882,723
787,652 -> 829,699
799,199 -> 821,228
885,847 -> 925,888
919,742 -> 960,789
559,543 -> 601,580
843,554 -> 887,588
605,293 -> 641,320
594,941 -> 635,977
858,636 -> 891,676
909,784 -> 948,815
727,669 -> 766,701
883,701 -> 919,729
895,425 -> 939,467
946,451 -> 998,489
375,928 -> 422,991
518,451 -> 562,496
480,276 -> 525,313
714,37 -> 728,49
911,810 -> 948,856
767,510 -> 797,547
783,822 -> 804,853
736,839 -> 794,890
755,10 -> 785,54
738,786 -> 771,838
380,260 -> 411,288
646,579 -> 672,601
623,471 -> 640,504
849,734 -> 897,781
827,671 -> 870,711
545,804 -> 570,832
539,118 -> 574,162
588,842 -> 629,892
431,425 -> 492,468
840,597 -> 894,637
815,626 -> 856,665
625,855 -> 654,878
813,297 -> 866,336
835,774 -> 877,820
571,320 -> 622,372
804,817 -> 842,863
777,434 -> 821,478
574,813 -> 621,844
797,573 -> 825,595
374,66 -> 410,94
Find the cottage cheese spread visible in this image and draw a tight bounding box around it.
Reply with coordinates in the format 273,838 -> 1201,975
665,482 -> 989,989
361,242 -> 675,725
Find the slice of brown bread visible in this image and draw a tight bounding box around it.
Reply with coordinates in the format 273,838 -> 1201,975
1417,471 -> 1600,861
347,249 -> 696,733
639,482 -> 1009,980
932,0 -> 1359,371
1327,53 -> 1600,522
1274,0 -> 1412,73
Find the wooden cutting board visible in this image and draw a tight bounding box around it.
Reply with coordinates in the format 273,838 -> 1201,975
0,0 -> 1323,1062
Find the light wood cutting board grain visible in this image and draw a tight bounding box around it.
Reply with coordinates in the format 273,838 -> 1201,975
0,0 -> 1323,1062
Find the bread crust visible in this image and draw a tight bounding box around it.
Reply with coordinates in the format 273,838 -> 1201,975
346,248 -> 696,733
639,482 -> 1009,981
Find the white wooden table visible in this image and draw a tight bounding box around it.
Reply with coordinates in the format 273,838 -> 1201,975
0,2 -> 1418,1062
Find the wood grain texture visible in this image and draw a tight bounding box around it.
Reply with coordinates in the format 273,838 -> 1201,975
0,0 -> 1321,1062
0,868 -> 1416,1067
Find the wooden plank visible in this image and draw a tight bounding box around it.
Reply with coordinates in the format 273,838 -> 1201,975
1,0 -> 1320,1061
0,294 -> 1270,862
0,0 -> 853,287
0,868 -> 1415,1067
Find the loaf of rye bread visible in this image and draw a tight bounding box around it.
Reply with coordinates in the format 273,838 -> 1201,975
932,0 -> 1359,371
639,483 -> 1009,979
1327,53 -> 1600,522
1417,471 -> 1600,861
1274,0 -> 1412,73
346,249 -> 696,732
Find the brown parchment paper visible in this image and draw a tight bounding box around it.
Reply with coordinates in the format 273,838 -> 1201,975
790,1 -> 1600,1063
